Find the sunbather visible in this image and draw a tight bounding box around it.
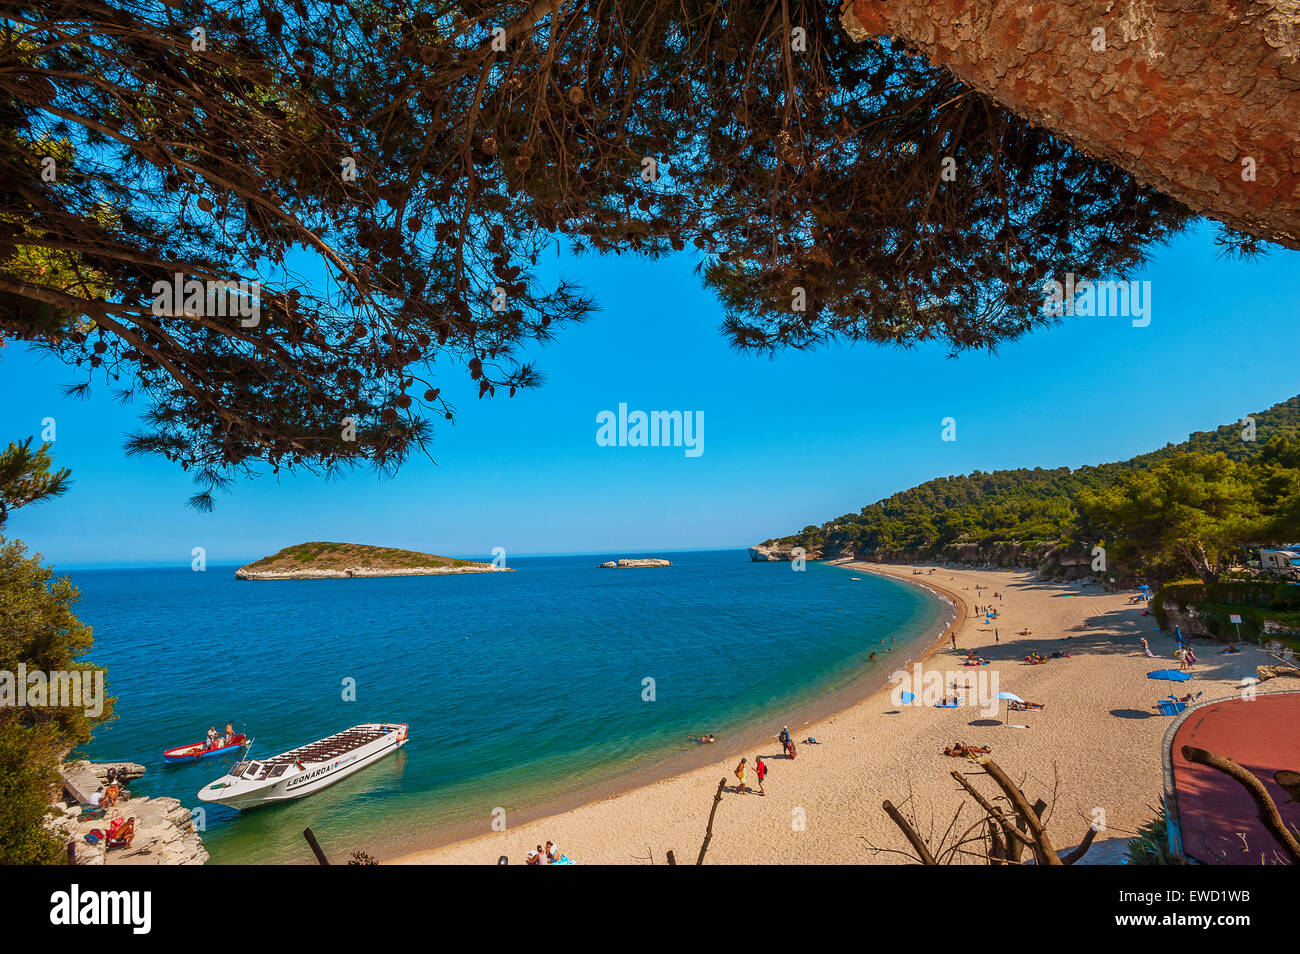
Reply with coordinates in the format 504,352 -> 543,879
943,742 -> 992,757
105,816 -> 135,851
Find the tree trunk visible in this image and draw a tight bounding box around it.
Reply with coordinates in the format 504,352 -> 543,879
696,778 -> 727,865
839,0 -> 1300,249
1182,745 -> 1300,862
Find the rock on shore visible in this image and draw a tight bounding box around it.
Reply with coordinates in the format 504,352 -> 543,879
748,544 -> 810,561
50,761 -> 208,865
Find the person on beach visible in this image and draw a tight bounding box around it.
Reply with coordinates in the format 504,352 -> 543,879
546,841 -> 560,863
755,757 -> 767,795
950,631 -> 957,650
102,781 -> 122,809
526,848 -> 540,865
734,758 -> 748,795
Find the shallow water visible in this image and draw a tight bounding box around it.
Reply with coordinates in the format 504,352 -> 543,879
69,550 -> 943,863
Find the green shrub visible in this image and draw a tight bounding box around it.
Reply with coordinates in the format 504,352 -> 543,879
0,721 -> 63,864
0,537 -> 110,864
1126,803 -> 1183,865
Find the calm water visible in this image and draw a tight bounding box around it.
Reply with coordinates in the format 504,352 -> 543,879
68,550 -> 943,863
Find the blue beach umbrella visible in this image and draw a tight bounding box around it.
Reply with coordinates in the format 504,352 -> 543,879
996,690 -> 1024,723
900,691 -> 916,705
1147,669 -> 1192,682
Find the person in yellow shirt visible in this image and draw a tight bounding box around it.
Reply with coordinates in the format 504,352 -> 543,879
734,758 -> 748,795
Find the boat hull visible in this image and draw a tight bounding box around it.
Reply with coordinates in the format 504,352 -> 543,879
198,723 -> 407,810
164,734 -> 247,763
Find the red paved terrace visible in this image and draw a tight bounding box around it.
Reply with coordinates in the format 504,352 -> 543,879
1164,690 -> 1300,865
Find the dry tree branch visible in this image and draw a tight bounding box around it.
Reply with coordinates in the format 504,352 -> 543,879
1181,745 -> 1300,863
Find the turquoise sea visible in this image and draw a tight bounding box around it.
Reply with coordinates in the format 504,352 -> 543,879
69,550 -> 945,863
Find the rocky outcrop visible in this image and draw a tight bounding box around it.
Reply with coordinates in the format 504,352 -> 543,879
597,558 -> 672,568
50,761 -> 207,865
753,538 -> 1094,581
1159,599 -> 1300,647
748,544 -> 824,562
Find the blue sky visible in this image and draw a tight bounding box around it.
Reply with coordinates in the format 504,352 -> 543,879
3,220 -> 1298,568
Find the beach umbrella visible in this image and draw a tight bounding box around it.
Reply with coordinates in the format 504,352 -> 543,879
900,691 -> 916,706
1139,584 -> 1150,591
996,690 -> 1024,723
1147,669 -> 1192,682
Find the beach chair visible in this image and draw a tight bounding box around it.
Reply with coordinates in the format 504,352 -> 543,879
1155,692 -> 1201,716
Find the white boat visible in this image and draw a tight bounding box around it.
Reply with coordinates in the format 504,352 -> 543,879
197,722 -> 408,810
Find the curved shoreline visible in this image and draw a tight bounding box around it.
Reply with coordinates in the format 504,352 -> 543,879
392,564 -> 1266,866
381,562 -> 965,863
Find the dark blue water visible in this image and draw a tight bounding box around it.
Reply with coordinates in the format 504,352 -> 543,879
67,550 -> 943,863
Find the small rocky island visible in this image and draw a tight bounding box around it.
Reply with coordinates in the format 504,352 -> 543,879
236,542 -> 513,580
597,558 -> 673,568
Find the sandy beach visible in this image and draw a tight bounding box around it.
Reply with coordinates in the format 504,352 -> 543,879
394,563 -> 1261,865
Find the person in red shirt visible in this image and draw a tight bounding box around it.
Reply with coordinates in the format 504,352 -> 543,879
755,757 -> 767,796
